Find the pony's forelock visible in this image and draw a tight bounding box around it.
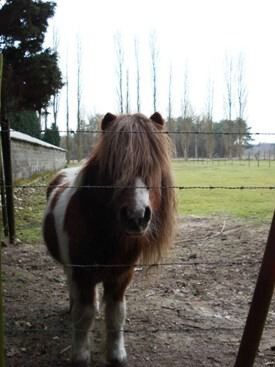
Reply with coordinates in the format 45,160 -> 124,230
92,114 -> 172,186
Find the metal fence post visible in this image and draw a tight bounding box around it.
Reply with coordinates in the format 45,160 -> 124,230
234,210 -> 275,367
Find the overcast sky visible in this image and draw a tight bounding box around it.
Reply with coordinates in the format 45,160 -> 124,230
47,0 -> 275,143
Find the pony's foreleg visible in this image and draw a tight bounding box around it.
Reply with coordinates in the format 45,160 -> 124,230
70,279 -> 96,367
105,296 -> 127,364
103,271 -> 133,365
64,267 -> 73,313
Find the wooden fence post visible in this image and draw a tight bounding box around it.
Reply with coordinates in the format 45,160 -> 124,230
0,54 -> 8,238
0,54 -> 15,244
0,233 -> 5,367
234,210 -> 275,367
0,158 -> 8,238
0,53 -> 6,367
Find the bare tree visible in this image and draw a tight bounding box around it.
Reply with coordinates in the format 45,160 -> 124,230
204,119 -> 215,159
150,32 -> 158,112
236,53 -> 247,120
223,54 -> 235,158
180,65 -> 192,160
236,53 -> 248,159
168,64 -> 172,121
206,77 -> 214,121
181,64 -> 193,118
166,66 -> 180,157
205,78 -> 215,159
181,65 -> 199,159
224,54 -> 234,121
52,24 -> 60,127
134,38 -> 141,112
114,32 -> 124,114
76,35 -> 82,161
65,60 -> 70,163
194,120 -> 199,159
125,69 -> 130,113
223,119 -> 234,158
42,108 -> 49,130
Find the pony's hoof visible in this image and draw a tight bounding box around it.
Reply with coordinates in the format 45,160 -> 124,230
106,347 -> 127,366
72,355 -> 90,367
107,360 -> 127,367
72,362 -> 88,367
72,360 -> 90,367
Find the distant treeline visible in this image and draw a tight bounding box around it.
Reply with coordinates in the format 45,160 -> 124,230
167,116 -> 252,159
60,114 -> 252,161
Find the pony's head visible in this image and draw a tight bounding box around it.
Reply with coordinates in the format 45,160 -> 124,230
84,112 -> 175,255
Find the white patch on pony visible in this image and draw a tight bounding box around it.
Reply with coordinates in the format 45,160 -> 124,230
105,297 -> 127,363
52,166 -> 83,266
134,177 -> 150,213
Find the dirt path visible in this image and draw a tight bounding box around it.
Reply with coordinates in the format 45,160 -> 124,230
3,216 -> 275,366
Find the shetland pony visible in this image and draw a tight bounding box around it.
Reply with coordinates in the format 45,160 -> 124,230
43,112 -> 176,366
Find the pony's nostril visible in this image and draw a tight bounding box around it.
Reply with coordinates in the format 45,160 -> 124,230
120,206 -> 129,220
144,206 -> 151,223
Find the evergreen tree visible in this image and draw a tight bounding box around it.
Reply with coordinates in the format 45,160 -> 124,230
8,110 -> 40,138
0,0 -> 63,136
43,122 -> 60,146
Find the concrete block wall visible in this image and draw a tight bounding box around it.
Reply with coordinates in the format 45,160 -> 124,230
10,133 -> 66,180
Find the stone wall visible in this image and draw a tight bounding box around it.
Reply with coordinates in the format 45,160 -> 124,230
10,131 -> 66,180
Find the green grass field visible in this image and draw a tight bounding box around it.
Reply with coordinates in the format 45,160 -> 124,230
173,160 -> 275,220
6,160 -> 275,244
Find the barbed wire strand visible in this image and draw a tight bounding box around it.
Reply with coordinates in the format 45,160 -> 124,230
39,130 -> 275,136
4,326 -> 251,335
2,259 -> 261,269
8,184 -> 275,190
2,128 -> 275,136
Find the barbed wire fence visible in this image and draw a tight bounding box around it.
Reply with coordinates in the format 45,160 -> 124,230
1,119 -> 275,366
0,125 -> 274,244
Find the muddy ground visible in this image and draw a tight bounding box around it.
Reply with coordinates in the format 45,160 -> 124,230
3,216 -> 275,367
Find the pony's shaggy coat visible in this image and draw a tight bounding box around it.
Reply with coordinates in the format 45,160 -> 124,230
43,112 -> 176,366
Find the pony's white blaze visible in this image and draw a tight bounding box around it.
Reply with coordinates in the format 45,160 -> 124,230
134,177 -> 150,213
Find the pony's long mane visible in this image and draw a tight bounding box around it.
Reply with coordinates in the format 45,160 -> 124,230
83,113 -> 176,264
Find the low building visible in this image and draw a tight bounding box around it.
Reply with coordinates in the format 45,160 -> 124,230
9,130 -> 66,180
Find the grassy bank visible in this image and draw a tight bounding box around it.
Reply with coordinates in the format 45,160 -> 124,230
13,172 -> 54,244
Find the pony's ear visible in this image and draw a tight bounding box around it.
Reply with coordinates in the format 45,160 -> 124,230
101,113 -> 117,130
150,112 -> 165,129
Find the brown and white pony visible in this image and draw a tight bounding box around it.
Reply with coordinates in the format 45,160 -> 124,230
43,112 -> 176,366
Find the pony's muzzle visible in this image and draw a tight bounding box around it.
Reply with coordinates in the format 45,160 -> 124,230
120,205 -> 152,235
